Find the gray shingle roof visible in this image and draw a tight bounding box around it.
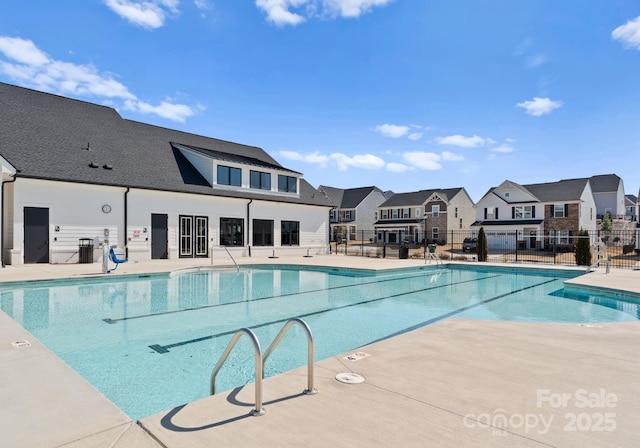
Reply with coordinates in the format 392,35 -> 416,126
379,188 -> 463,207
587,174 -> 621,194
523,178 -> 589,202
318,185 -> 382,208
0,83 -> 331,207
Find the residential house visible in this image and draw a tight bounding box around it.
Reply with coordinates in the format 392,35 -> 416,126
471,178 -> 597,250
318,185 -> 390,241
625,194 -> 637,221
0,83 -> 333,265
589,174 -> 626,219
374,188 -> 475,244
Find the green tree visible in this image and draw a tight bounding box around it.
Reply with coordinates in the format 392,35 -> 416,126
574,229 -> 592,266
601,211 -> 613,233
477,227 -> 488,262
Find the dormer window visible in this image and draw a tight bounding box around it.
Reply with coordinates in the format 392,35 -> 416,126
278,175 -> 297,193
217,165 -> 241,186
250,170 -> 271,190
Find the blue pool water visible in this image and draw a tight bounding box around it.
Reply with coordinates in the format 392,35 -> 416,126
1,265 -> 638,420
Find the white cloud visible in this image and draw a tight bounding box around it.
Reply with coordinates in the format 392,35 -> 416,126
612,15 -> 640,50
323,0 -> 395,18
123,99 -> 198,122
0,36 -> 49,66
255,0 -> 392,26
103,0 -> 180,29
526,53 -> 548,68
516,97 -> 563,116
402,152 -> 442,170
441,151 -> 464,162
255,0 -> 307,26
277,150 -> 330,166
435,134 -> 486,148
490,144 -> 514,153
386,162 -> 412,173
407,132 -> 422,141
330,153 -> 385,171
505,138 -> 516,143
194,0 -> 210,9
0,36 -> 199,122
374,123 -> 410,138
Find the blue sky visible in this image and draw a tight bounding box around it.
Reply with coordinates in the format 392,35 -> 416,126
1,1 -> 639,202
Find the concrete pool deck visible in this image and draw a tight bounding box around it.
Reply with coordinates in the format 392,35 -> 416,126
1,255 -> 639,447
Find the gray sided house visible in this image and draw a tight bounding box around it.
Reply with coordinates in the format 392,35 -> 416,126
472,178 -> 597,250
624,194 -> 637,221
589,174 -> 625,219
318,185 -> 390,241
0,83 -> 333,265
374,188 -> 475,244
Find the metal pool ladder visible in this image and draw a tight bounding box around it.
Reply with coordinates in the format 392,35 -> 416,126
210,318 -> 317,417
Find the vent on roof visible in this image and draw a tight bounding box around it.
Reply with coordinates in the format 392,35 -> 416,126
103,164 -> 113,170
89,161 -> 99,168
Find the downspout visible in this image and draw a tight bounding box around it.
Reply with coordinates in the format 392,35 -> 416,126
124,187 -> 130,258
1,174 -> 17,267
247,199 -> 252,257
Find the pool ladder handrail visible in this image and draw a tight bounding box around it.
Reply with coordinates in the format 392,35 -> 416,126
210,318 -> 316,417
220,245 -> 240,273
263,317 -> 317,396
586,257 -> 610,274
210,328 -> 265,416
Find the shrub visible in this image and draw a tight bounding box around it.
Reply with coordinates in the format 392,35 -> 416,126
575,229 -> 592,266
477,227 -> 488,262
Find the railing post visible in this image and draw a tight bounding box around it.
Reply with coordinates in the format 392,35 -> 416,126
515,230 -> 518,263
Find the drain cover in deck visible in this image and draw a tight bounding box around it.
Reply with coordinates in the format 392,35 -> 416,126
335,372 -> 365,384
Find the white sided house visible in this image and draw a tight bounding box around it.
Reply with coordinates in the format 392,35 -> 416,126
0,83 -> 333,266
472,178 -> 597,251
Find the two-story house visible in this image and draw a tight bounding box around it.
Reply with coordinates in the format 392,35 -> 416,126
590,174 -> 626,219
0,82 -> 333,265
374,188 -> 475,244
472,178 -> 597,250
318,185 -> 391,242
625,194 -> 637,221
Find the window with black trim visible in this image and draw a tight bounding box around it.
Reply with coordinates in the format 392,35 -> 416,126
218,165 -> 241,186
281,220 -> 299,246
220,218 -> 244,246
250,170 -> 271,190
179,215 -> 208,257
278,175 -> 297,193
553,204 -> 566,218
253,219 -> 274,246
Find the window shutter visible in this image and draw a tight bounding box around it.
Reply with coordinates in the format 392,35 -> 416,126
495,208 -> 499,219
532,206 -> 536,218
512,207 -> 515,219
564,204 -> 569,217
484,208 -> 487,219
549,205 -> 553,216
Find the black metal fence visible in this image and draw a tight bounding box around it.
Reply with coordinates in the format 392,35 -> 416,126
329,229 -> 640,269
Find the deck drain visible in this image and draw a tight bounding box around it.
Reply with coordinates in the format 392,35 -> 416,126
335,372 -> 365,384
11,340 -> 31,349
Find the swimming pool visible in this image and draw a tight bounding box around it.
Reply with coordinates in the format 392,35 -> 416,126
1,265 -> 638,420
